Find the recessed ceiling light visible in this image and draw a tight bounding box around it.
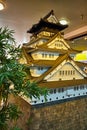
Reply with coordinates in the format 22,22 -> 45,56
0,0 -> 5,10
59,19 -> 68,25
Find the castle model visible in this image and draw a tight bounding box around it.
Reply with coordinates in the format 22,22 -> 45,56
21,10 -> 87,105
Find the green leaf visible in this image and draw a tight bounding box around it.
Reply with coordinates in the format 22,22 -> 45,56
10,126 -> 22,130
0,27 -> 48,129
8,104 -> 22,121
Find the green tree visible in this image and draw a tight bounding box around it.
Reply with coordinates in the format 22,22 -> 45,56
0,27 -> 48,130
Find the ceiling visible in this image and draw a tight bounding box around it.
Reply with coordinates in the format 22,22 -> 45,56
0,0 -> 87,45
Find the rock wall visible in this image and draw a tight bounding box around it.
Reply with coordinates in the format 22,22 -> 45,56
8,95 -> 31,130
9,96 -> 87,130
29,97 -> 87,130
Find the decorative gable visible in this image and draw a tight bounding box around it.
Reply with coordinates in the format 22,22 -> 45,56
47,35 -> 70,50
46,14 -> 58,24
44,59 -> 87,81
43,10 -> 58,24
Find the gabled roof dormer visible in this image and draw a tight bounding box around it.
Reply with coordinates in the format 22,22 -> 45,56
47,33 -> 70,50
35,54 -> 87,83
45,60 -> 87,81
43,10 -> 58,24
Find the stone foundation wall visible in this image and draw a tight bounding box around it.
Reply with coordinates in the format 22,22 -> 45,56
9,96 -> 87,130
29,97 -> 87,130
8,95 -> 31,130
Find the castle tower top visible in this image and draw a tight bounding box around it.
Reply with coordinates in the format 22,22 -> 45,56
27,10 -> 68,34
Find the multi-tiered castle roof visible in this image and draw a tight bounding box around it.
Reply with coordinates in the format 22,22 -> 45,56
21,10 -> 87,105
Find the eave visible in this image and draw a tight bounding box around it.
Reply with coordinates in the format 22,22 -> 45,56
75,61 -> 87,68
27,19 -> 68,34
38,78 -> 87,89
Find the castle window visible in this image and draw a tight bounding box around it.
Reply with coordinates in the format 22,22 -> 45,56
49,53 -> 54,58
52,54 -> 54,58
71,70 -> 73,75
38,67 -> 43,71
49,54 -> 51,58
77,86 -> 79,90
55,41 -> 63,48
62,88 -> 64,92
41,67 -> 43,70
74,87 -> 76,91
54,89 -> 56,93
58,88 -> 61,93
50,89 -> 53,94
65,70 -> 67,75
80,85 -> 84,89
59,70 -> 75,76
45,53 -> 47,58
62,70 -> 64,75
74,86 -> 79,91
42,53 -> 44,58
73,70 -> 75,75
58,88 -> 64,93
59,71 -> 61,75
42,53 -> 48,58
68,70 -> 70,75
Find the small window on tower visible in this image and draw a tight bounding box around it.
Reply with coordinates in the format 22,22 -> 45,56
62,70 -> 64,75
68,70 -> 70,75
65,70 -> 67,75
71,70 -> 72,75
52,54 -> 54,58
73,70 -> 75,75
59,71 -> 61,75
54,89 -> 56,93
45,54 -> 47,58
42,53 -> 44,58
49,54 -> 51,58
50,89 -> 53,94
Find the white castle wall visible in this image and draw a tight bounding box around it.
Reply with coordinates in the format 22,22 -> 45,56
31,51 -> 59,60
29,84 -> 87,105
